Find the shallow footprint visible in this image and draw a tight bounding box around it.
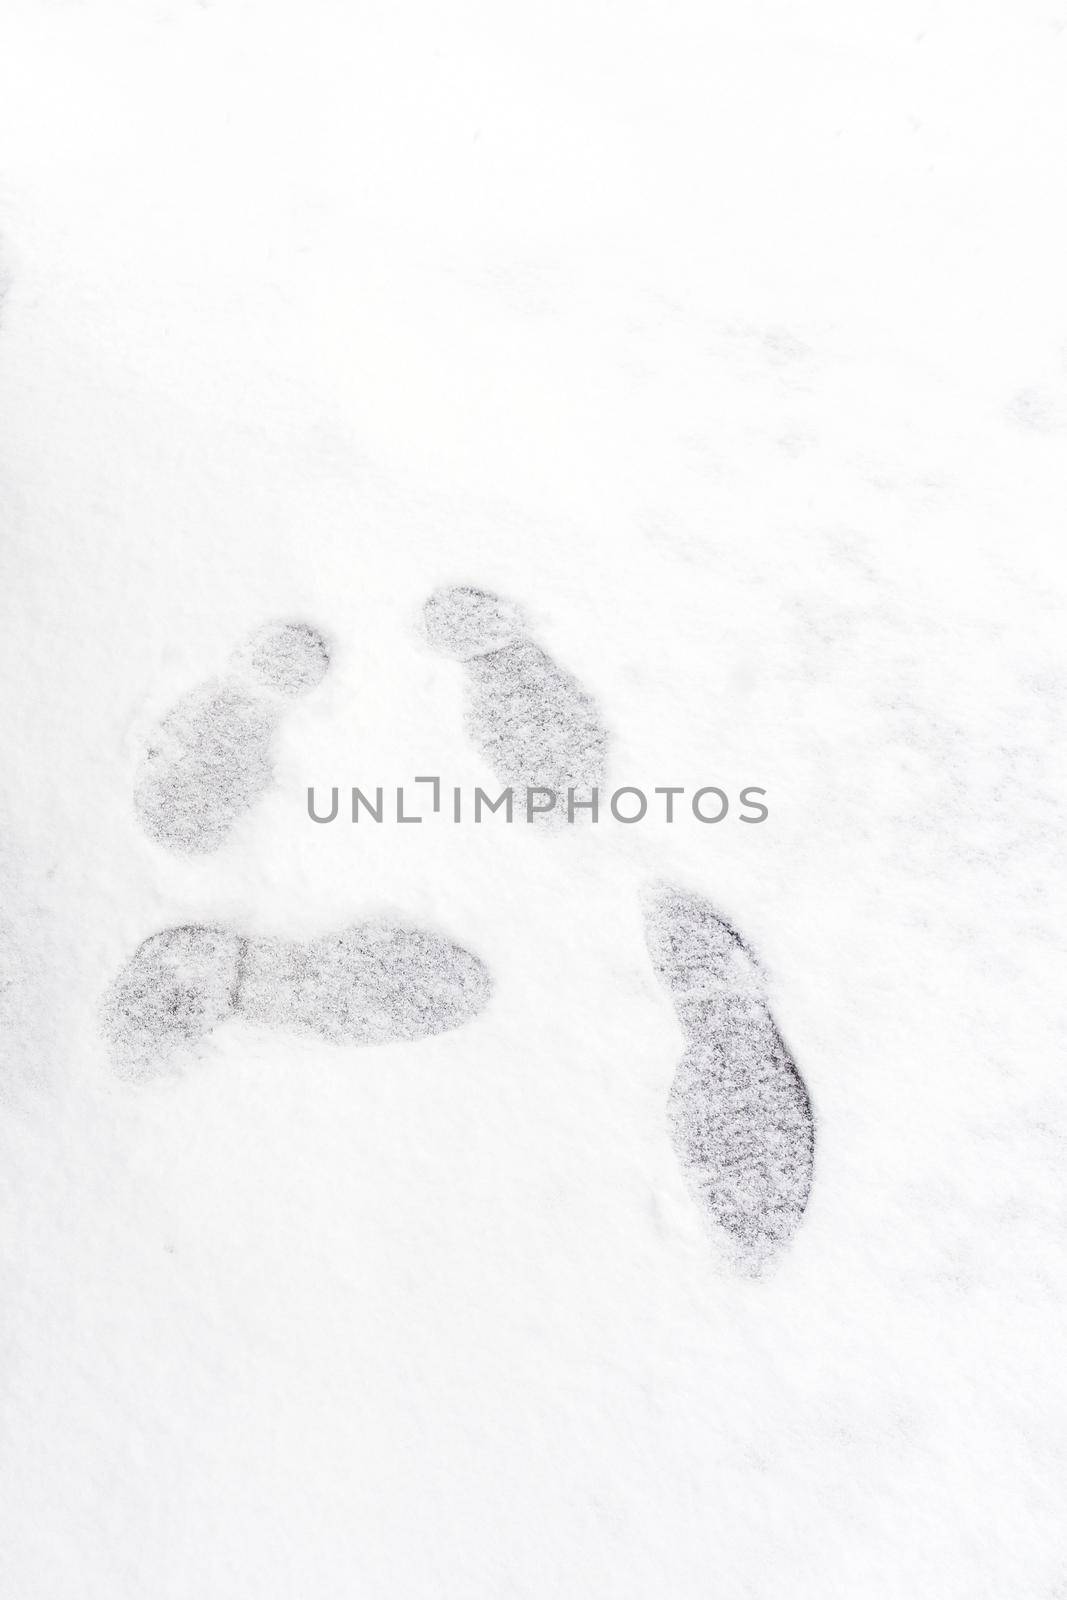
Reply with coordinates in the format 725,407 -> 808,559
424,585 -> 607,811
134,620 -> 330,853
102,920 -> 491,1079
644,886 -> 815,1271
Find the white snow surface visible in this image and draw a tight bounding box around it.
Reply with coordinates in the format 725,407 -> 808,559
1,1 -> 1066,1595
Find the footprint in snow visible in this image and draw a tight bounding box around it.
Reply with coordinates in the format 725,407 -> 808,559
134,620 -> 330,853
423,584 -> 608,815
102,921 -> 491,1080
644,885 -> 815,1271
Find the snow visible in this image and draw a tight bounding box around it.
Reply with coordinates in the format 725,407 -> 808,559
1,1 -> 1065,1595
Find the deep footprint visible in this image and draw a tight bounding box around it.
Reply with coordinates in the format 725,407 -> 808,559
644,886 -> 814,1270
102,921 -> 491,1078
134,620 -> 330,853
424,585 -> 607,810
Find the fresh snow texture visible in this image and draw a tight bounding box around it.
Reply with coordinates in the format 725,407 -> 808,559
1,2 -> 1066,1598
